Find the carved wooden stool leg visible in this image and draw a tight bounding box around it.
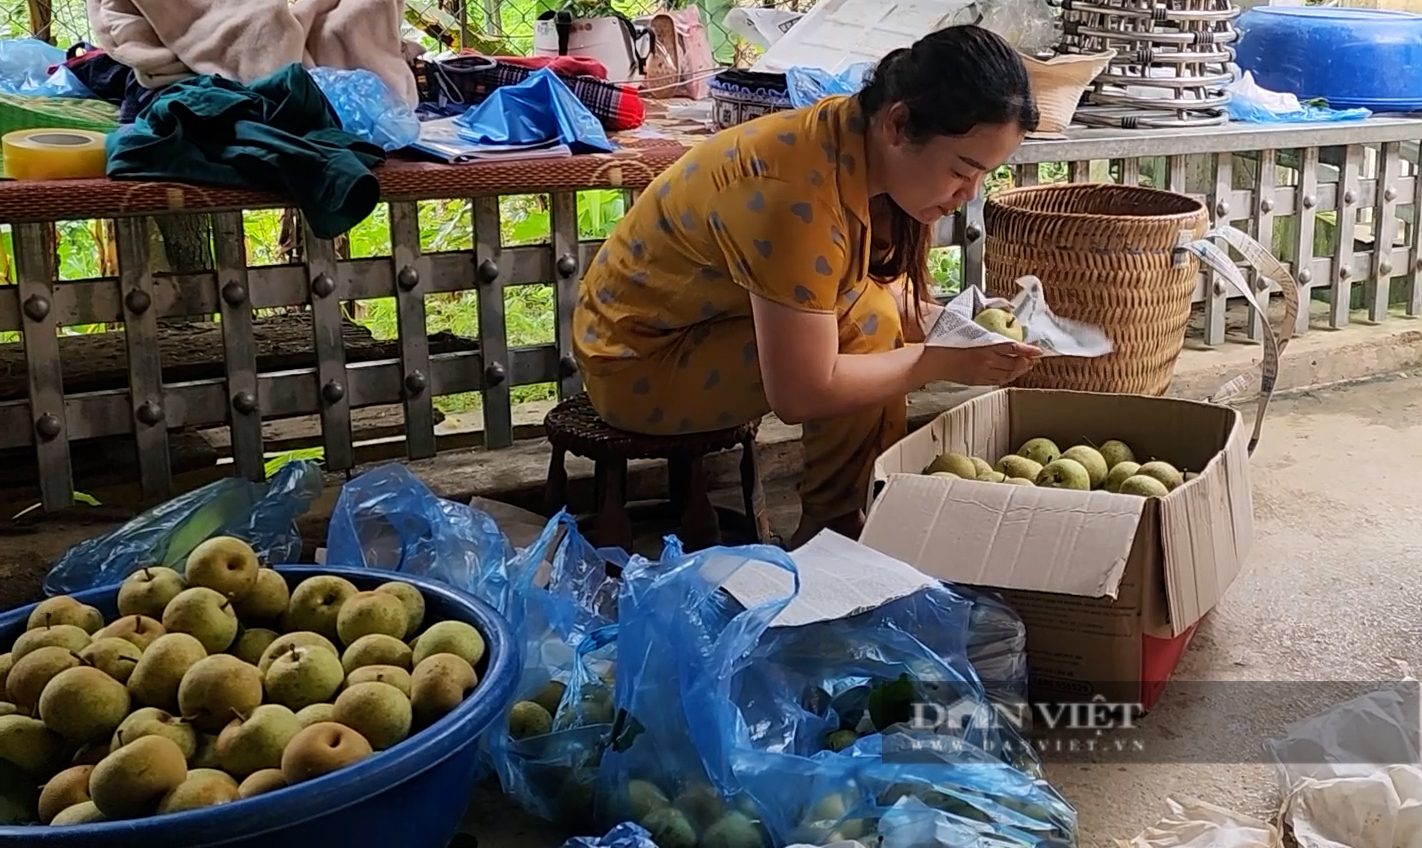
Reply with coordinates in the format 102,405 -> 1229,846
592,457 -> 633,552
667,455 -> 691,517
679,455 -> 721,551
544,445 -> 569,516
739,436 -> 774,545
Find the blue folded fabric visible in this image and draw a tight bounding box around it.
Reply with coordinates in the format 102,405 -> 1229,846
453,66 -> 613,154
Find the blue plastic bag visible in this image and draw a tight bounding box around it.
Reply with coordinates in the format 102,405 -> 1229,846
559,822 -> 659,848
785,62 -> 873,109
454,66 -> 613,154
599,538 -> 1075,848
1224,71 -> 1371,123
485,511 -> 626,828
324,463 -> 515,613
308,66 -> 420,152
0,39 -> 94,98
43,460 -> 323,595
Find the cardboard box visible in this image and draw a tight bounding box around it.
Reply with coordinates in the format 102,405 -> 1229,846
861,388 -> 1254,711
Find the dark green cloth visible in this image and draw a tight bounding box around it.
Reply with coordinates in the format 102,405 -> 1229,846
105,63 -> 385,239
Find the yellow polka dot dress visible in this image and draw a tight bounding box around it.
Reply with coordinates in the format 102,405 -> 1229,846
573,95 -> 907,524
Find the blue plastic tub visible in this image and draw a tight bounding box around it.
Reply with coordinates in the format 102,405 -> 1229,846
0,565 -> 520,848
1236,6 -> 1422,111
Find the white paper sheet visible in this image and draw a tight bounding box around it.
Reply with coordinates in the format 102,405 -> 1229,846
926,277 -> 1114,357
720,530 -> 936,627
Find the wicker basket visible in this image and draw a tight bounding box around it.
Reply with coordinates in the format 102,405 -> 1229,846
984,183 -> 1209,395
1020,51 -> 1116,139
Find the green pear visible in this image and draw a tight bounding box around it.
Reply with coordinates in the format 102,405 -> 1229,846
69,742 -> 108,766
117,567 -> 186,620
336,592 -> 409,645
922,452 -> 978,479
1103,461 -> 1142,493
1004,477 -> 1035,486
50,799 -> 106,825
410,621 -> 486,668
38,666 -> 131,744
280,722 -> 372,785
346,665 -> 411,697
978,471 -> 1008,483
376,581 -> 426,636
673,784 -> 724,832
176,655 -> 263,734
26,597 -> 103,635
216,704 -> 301,779
6,646 -> 83,713
94,615 -> 165,652
38,764 -> 92,824
189,733 -> 221,770
127,633 -> 207,712
640,807 -> 697,848
156,767 -> 239,814
507,701 -> 553,740
294,703 -> 335,729
995,455 -> 1042,481
11,625 -> 90,664
969,457 -> 995,478
162,587 -> 239,654
1035,458 -> 1091,490
1099,439 -> 1136,469
111,707 -> 197,759
282,576 -> 358,643
264,645 -> 344,711
1138,460 -> 1185,490
332,682 -> 411,750
230,628 -> 280,666
89,734 -> 188,818
530,680 -> 566,715
1016,437 -> 1060,466
1184,470 -> 1200,482
342,634 -> 413,673
0,714 -> 63,774
1118,475 -> 1170,497
258,632 -> 338,674
238,768 -> 287,799
624,779 -> 670,820
0,703 -> 16,718
702,811 -> 763,848
0,653 -> 12,695
410,654 -> 477,726
184,536 -> 260,602
973,307 -> 1025,342
78,638 -> 143,685
233,568 -> 290,624
826,729 -> 859,752
1061,445 -> 1109,489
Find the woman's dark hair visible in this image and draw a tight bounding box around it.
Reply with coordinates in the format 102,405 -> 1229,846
856,25 -> 1038,309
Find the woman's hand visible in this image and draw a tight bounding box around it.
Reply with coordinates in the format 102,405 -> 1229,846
920,342 -> 1042,386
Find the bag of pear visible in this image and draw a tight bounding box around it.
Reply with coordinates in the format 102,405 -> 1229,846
598,538 -> 1075,848
484,511 -> 627,828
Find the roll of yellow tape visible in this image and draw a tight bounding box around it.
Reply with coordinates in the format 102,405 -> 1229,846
2,128 -> 109,181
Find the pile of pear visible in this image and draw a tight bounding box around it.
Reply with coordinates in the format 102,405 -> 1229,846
0,536 -> 488,827
922,437 -> 1199,497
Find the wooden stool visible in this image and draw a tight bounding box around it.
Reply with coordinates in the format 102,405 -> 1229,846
543,393 -> 772,552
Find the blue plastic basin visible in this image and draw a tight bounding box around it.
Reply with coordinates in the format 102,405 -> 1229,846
0,565 -> 520,848
1236,6 -> 1422,111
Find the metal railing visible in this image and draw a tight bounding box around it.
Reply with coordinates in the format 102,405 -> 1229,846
2,120 -> 1421,513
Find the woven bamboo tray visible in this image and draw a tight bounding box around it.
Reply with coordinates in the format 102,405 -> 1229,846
984,182 -> 1209,395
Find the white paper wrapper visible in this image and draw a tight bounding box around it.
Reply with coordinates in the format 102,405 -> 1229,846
924,276 -> 1114,357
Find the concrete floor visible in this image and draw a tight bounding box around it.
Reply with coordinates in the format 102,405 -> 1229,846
462,373 -> 1422,847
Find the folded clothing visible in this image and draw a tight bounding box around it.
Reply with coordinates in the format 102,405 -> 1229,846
420,55 -> 643,131
106,63 -> 385,239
